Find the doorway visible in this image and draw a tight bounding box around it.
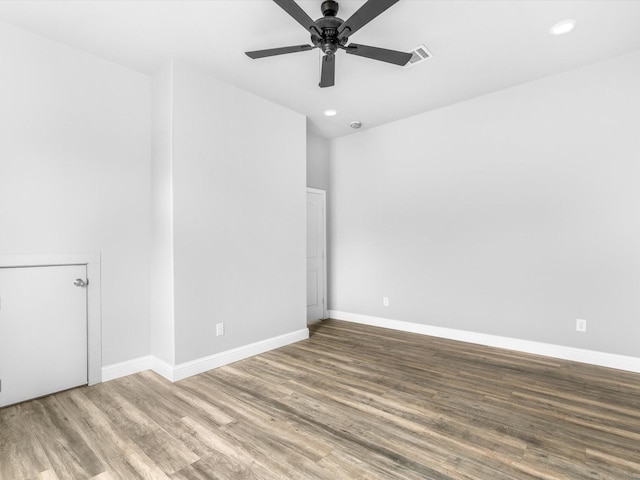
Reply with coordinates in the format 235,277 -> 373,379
307,188 -> 327,323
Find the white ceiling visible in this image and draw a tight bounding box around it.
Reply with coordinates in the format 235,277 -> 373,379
1,0 -> 640,139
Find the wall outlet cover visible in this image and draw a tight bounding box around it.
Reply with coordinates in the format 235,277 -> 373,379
576,318 -> 587,332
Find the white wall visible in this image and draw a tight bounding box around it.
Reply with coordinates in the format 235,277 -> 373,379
0,23 -> 151,365
307,131 -> 330,191
1,22 -> 307,376
329,51 -> 640,358
150,62 -> 175,365
170,62 -> 307,364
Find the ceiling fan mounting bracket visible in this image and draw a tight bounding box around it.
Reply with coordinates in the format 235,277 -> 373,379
321,1 -> 339,17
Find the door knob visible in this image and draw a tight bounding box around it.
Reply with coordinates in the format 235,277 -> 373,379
73,278 -> 87,287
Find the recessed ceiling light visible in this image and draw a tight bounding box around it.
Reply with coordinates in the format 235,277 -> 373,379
550,19 -> 576,35
324,109 -> 338,117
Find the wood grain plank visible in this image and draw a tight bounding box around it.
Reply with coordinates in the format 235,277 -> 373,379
2,319 -> 640,479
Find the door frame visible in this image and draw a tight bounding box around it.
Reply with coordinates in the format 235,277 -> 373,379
307,187 -> 327,320
0,253 -> 101,385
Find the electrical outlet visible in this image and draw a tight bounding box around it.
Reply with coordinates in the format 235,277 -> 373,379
576,318 -> 587,332
383,297 -> 389,307
216,323 -> 224,336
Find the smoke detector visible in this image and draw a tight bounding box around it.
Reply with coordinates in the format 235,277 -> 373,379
403,44 -> 433,68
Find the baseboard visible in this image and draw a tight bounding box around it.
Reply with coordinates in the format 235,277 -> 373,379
170,328 -> 309,382
328,310 -> 640,374
102,355 -> 155,382
150,356 -> 175,381
101,328 -> 309,383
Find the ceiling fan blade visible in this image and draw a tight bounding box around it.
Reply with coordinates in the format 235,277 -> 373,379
337,0 -> 399,39
319,54 -> 335,88
345,43 -> 412,66
246,44 -> 315,59
273,0 -> 322,36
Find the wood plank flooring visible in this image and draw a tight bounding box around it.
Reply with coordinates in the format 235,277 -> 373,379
2,319 -> 640,479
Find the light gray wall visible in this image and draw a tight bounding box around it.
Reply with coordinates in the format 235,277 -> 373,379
1,22 -> 307,371
171,62 -> 307,364
329,51 -> 640,357
150,61 -> 176,365
306,131 -> 331,309
0,22 -> 152,365
307,131 -> 330,191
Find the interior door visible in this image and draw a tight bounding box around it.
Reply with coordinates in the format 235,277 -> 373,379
307,189 -> 327,322
0,264 -> 88,407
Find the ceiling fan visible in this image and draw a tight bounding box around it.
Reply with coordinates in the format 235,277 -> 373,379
245,0 -> 412,88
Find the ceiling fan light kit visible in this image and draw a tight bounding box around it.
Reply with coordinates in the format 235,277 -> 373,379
245,0 -> 413,87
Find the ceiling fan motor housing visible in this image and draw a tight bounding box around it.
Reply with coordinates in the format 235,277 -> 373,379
313,16 -> 346,54
313,2 -> 346,55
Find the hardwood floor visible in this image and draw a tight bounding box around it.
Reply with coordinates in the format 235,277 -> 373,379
2,319 -> 640,479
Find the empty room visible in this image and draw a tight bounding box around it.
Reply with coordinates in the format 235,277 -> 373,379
1,1 -> 639,479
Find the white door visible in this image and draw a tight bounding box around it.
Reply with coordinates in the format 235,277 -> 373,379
307,189 -> 327,322
0,265 -> 88,407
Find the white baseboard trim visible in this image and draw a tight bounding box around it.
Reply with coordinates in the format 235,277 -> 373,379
329,310 -> 640,374
101,328 -> 309,383
170,328 -> 309,382
102,355 -> 155,382
150,356 -> 175,382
